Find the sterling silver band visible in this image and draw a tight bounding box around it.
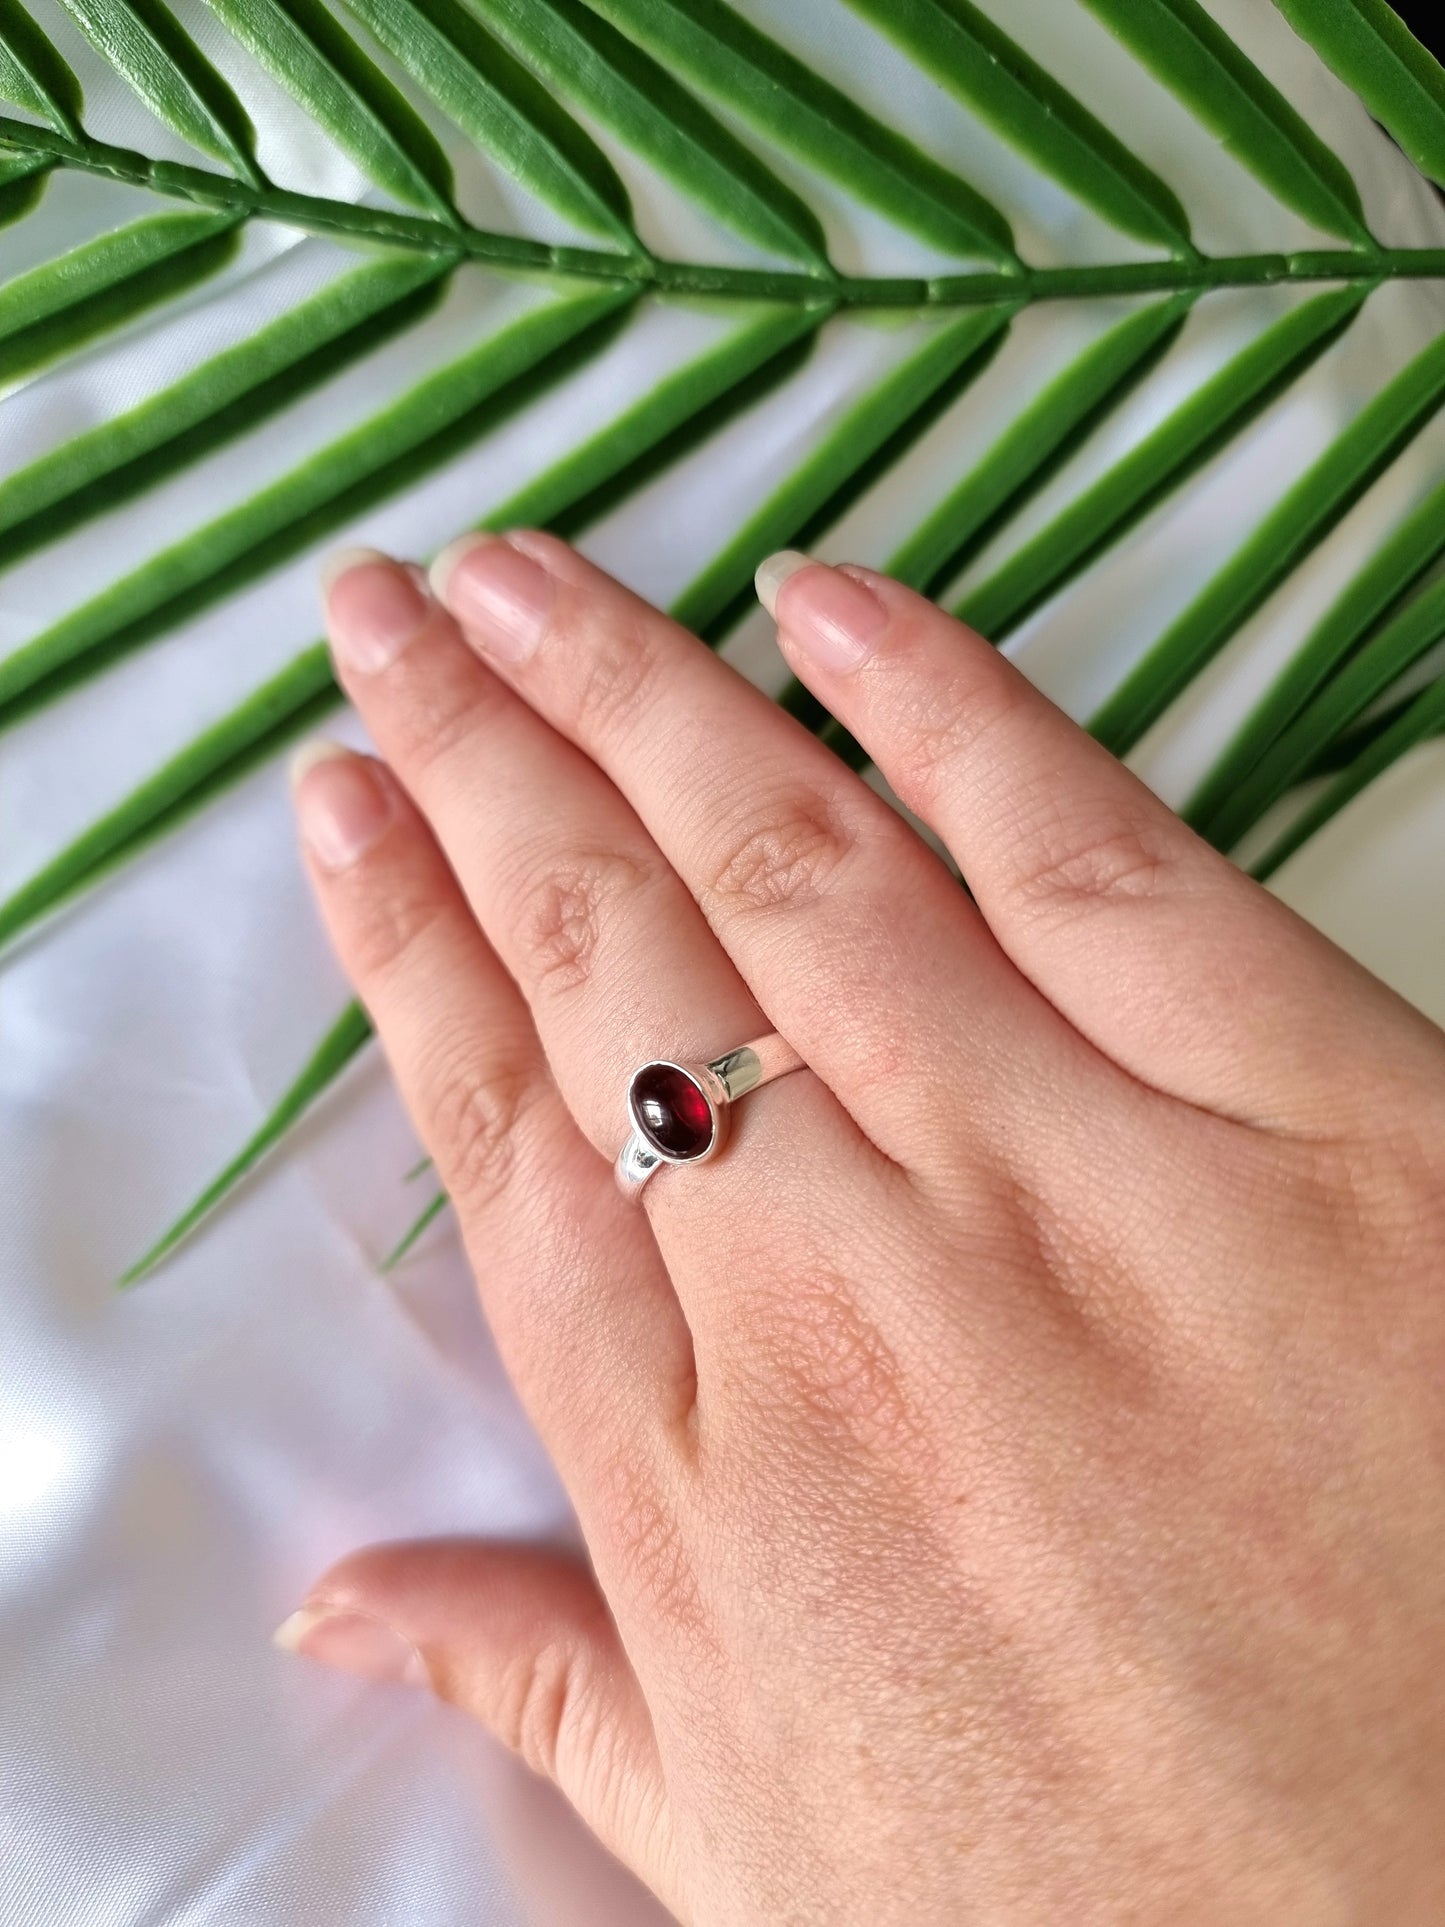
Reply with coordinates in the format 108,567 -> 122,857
615,1033 -> 805,1198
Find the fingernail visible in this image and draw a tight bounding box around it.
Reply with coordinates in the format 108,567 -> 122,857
757,552 -> 886,673
754,549 -> 812,617
429,533 -> 552,663
290,743 -> 393,872
322,548 -> 431,673
273,1606 -> 430,1688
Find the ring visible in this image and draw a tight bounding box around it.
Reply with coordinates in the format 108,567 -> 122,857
615,1033 -> 805,1197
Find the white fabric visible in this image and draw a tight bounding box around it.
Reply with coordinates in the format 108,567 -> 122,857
3,3 -> 1444,1922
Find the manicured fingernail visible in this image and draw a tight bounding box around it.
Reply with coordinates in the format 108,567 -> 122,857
322,548 -> 431,673
429,533 -> 552,663
290,742 -> 393,872
273,1606 -> 430,1688
757,551 -> 886,673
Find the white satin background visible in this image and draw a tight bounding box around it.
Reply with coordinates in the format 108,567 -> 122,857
3,2 -> 1444,1922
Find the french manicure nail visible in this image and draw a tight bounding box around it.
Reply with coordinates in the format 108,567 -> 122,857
273,1605 -> 430,1688
291,744 -> 393,872
758,552 -> 886,674
322,549 -> 431,673
429,533 -> 552,663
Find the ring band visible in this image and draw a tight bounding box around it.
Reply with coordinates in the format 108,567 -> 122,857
615,1033 -> 804,1197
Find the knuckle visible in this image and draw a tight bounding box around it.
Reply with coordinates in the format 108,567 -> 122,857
896,673 -> 1032,813
1007,802 -> 1181,921
386,661 -> 498,787
506,845 -> 658,998
703,788 -> 859,919
498,1637 -> 586,1782
425,1047 -> 539,1210
560,605 -> 660,747
345,877 -> 453,989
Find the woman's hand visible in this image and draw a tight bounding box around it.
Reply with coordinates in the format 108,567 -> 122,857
280,534 -> 1445,1923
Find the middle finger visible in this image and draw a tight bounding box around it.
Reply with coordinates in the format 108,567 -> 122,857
428,531 -> 1084,1172
321,551 -> 871,1263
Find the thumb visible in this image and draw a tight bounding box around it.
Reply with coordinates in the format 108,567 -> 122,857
275,1537 -> 677,1908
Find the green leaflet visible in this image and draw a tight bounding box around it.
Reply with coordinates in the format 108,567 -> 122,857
382,1188 -> 449,1269
118,1000 -> 375,1286
1273,0 -> 1445,191
0,302 -> 825,960
959,284 -> 1368,640
1186,471 -> 1445,838
1202,571 -> 1445,856
338,0 -> 636,248
0,285 -> 634,726
673,303 -> 1016,641
581,0 -> 1015,264
1089,326 -> 1445,757
0,210 -> 243,384
0,254 -> 454,562
0,152 -> 51,228
201,0 -> 458,220
55,0 -> 264,186
498,301 -> 830,533
893,295 -> 1194,600
1301,687 -> 1445,777
842,0 -> 1192,252
1251,671 -> 1445,882
465,0 -> 831,268
0,0 -> 83,136
1081,0 -> 1370,245
0,646 -> 340,952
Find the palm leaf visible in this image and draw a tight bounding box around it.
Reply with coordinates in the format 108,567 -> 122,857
1198,567 -> 1445,856
1185,472 -> 1445,838
1080,0 -> 1370,243
1,0 -> 1443,1280
0,210 -> 243,381
0,0 -> 84,138
0,285 -> 634,724
465,0 -> 831,267
956,283 -> 1370,640
336,0 -> 638,245
1251,671 -> 1445,883
117,1000 -> 375,1287
201,0 -> 460,218
1273,0 -> 1445,189
56,0 -> 265,184
0,253 -> 455,561
1089,329 -> 1445,756
381,1186 -> 450,1270
579,0 -> 1016,263
843,0 -> 1193,250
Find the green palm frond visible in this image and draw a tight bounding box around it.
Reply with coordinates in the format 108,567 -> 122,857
3,0 -> 1444,1279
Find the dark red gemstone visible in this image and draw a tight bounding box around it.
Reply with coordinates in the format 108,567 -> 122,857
631,1063 -> 715,1160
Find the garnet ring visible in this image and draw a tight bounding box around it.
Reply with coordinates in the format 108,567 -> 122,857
615,1034 -> 805,1197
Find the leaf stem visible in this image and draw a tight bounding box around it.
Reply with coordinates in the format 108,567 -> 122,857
6,115 -> 1445,305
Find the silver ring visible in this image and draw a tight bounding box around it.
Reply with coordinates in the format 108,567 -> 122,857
615,1033 -> 804,1197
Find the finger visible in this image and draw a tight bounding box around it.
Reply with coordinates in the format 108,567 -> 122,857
290,742 -> 692,1466
762,553 -> 1445,1135
320,551 -> 877,1294
274,1538 -> 680,1913
425,532 -> 1080,1168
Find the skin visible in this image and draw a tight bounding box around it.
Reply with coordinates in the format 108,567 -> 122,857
278,532 -> 1445,1924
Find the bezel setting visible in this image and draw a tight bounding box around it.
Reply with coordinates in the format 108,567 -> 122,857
625,1059 -> 730,1166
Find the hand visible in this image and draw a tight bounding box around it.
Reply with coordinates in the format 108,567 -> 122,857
280,534 -> 1445,1923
